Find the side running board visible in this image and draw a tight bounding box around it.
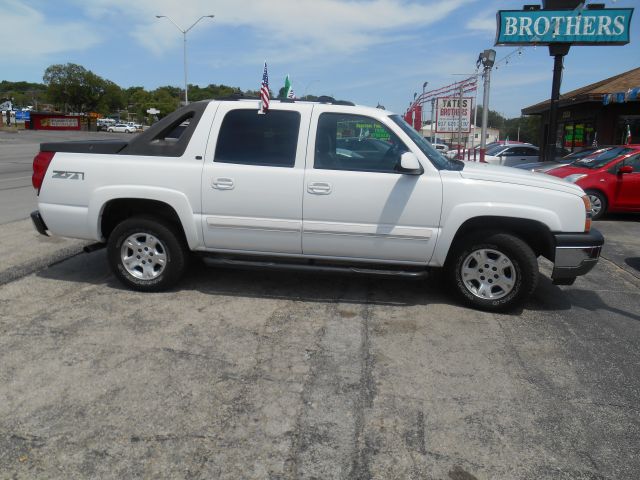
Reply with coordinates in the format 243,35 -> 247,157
201,257 -> 428,279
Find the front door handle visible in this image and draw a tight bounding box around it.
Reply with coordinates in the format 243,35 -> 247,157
307,182 -> 332,195
212,177 -> 234,190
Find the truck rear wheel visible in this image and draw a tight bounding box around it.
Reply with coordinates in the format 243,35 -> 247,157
107,216 -> 187,292
446,232 -> 538,312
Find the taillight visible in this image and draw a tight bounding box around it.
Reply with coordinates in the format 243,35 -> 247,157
32,151 -> 55,194
581,195 -> 592,232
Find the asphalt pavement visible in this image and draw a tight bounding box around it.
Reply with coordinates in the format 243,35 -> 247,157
0,129 -> 639,479
0,129 -> 131,225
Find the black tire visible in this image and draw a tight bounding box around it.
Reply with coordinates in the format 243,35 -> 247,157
107,216 -> 187,292
585,190 -> 607,220
445,232 -> 538,312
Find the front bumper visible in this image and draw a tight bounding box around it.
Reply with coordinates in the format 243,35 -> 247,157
551,228 -> 604,284
30,210 -> 49,237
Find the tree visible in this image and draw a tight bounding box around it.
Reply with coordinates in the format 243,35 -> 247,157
0,80 -> 49,107
43,63 -> 113,113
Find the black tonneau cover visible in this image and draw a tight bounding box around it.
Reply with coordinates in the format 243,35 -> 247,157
40,140 -> 129,155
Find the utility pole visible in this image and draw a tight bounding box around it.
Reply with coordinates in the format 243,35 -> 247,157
430,98 -> 435,143
422,81 -> 428,135
479,49 -> 496,163
457,83 -> 463,156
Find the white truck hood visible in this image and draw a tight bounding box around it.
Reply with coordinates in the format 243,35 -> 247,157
458,161 -> 584,196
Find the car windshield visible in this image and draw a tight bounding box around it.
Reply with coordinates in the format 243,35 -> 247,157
486,145 -> 507,156
571,147 -> 634,169
563,148 -> 599,161
389,115 -> 462,170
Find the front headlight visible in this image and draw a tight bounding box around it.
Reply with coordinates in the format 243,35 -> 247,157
564,173 -> 587,183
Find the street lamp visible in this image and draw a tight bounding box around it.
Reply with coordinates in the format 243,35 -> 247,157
422,81 -> 428,134
156,14 -> 215,105
478,49 -> 496,162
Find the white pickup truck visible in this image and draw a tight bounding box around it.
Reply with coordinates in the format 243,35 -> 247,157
30,98 -> 603,311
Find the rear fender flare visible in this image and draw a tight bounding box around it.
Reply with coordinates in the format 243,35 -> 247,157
88,186 -> 201,249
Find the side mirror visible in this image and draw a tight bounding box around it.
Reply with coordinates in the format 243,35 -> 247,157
618,165 -> 634,175
397,152 -> 424,175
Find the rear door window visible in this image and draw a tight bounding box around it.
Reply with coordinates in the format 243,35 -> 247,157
214,109 -> 301,168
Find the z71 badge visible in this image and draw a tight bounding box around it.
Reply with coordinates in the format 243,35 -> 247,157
52,170 -> 85,180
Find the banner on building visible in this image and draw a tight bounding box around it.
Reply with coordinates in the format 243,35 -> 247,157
435,97 -> 472,134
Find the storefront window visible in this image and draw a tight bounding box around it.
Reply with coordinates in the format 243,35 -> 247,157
562,121 -> 595,151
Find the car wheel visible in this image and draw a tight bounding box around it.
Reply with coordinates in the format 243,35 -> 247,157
586,190 -> 607,220
446,232 -> 538,312
107,128 -> 113,132
107,216 -> 187,292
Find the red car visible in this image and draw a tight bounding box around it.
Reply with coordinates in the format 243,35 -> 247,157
547,145 -> 640,219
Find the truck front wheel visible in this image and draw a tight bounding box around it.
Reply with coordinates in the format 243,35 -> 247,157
107,216 -> 187,292
446,232 -> 538,311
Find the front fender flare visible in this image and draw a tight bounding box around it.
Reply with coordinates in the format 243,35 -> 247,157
432,202 -> 562,266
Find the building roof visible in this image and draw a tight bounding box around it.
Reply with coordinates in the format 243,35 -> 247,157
521,67 -> 640,115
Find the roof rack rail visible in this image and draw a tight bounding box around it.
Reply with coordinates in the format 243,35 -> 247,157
317,95 -> 355,106
215,92 -> 260,101
279,98 -> 296,103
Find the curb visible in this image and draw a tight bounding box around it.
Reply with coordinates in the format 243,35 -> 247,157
0,242 -> 88,287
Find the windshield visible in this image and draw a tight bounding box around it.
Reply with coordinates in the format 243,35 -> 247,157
485,145 -> 508,156
389,114 -> 461,170
571,147 -> 634,169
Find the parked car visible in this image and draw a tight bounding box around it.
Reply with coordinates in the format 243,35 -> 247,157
547,145 -> 640,219
514,146 -> 610,173
481,144 -> 540,167
431,143 -> 449,153
107,123 -> 137,133
30,99 -> 603,311
126,122 -> 143,131
446,141 -> 526,160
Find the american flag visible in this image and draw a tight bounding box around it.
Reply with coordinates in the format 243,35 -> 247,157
260,62 -> 269,113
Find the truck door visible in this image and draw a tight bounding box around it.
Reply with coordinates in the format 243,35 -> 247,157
302,108 -> 442,263
201,103 -> 311,253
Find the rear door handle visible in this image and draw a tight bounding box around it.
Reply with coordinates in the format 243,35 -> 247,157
307,182 -> 332,195
212,177 -> 234,190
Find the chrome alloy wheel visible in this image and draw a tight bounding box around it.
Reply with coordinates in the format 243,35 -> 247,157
588,193 -> 603,217
120,232 -> 167,280
461,248 -> 516,300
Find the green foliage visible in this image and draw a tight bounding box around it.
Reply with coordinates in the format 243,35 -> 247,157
43,63 -> 106,112
0,80 -> 49,107
476,105 -> 540,145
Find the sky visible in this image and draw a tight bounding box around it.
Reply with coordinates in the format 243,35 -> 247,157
0,0 -> 638,118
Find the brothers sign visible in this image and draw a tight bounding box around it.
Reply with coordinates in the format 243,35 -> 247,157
496,8 -> 633,46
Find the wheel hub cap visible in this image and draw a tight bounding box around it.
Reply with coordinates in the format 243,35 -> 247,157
588,194 -> 602,216
461,248 -> 516,300
121,233 -> 167,280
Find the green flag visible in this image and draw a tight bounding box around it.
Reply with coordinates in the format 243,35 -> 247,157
284,74 -> 295,99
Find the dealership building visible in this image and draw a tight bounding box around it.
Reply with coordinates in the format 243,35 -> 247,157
522,67 -> 640,152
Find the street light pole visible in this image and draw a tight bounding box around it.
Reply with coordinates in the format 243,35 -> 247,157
422,81 -> 428,135
479,49 -> 496,163
430,98 -> 435,143
156,14 -> 215,105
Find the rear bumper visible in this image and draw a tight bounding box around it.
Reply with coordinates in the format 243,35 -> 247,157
551,229 -> 604,283
30,210 -> 49,236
